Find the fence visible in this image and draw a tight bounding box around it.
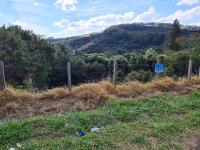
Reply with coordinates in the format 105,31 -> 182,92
0,59 -> 200,91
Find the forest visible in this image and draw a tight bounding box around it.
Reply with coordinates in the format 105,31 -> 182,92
0,20 -> 200,90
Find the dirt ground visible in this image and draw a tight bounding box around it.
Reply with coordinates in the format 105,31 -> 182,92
0,84 -> 200,121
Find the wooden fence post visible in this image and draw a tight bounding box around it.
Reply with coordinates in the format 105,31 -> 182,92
113,60 -> 117,86
0,61 -> 5,90
67,62 -> 72,92
178,76 -> 181,84
199,67 -> 200,78
187,59 -> 193,79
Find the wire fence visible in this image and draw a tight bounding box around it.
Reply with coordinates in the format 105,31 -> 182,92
48,59 -> 200,89
0,59 -> 200,90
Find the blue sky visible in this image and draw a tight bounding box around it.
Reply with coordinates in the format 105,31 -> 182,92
0,0 -> 200,38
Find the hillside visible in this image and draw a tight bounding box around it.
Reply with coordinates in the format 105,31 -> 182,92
51,23 -> 200,54
1,91 -> 200,149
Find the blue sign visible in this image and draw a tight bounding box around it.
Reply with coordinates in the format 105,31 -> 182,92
155,64 -> 164,73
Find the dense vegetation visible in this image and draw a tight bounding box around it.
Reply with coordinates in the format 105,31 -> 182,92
0,20 -> 200,90
1,92 -> 200,149
52,22 -> 200,53
0,26 -> 55,88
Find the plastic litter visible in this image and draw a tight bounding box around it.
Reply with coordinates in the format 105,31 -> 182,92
91,127 -> 101,133
8,148 -> 15,150
16,143 -> 22,148
75,130 -> 86,136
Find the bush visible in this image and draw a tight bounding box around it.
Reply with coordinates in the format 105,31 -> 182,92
125,70 -> 153,82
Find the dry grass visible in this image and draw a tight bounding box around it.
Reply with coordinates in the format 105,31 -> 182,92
0,88 -> 33,104
115,77 -> 177,97
71,83 -> 109,110
0,76 -> 199,110
116,81 -> 145,97
180,76 -> 200,86
98,79 -> 116,94
146,77 -> 176,91
36,87 -> 70,100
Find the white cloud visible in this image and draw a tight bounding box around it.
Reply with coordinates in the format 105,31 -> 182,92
55,0 -> 77,12
177,0 -> 199,6
134,6 -> 159,22
14,20 -> 49,36
52,12 -> 135,37
160,5 -> 200,22
11,0 -> 51,16
33,2 -> 38,6
52,6 -> 200,38
53,19 -> 69,28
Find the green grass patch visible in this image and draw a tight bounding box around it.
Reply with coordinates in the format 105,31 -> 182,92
1,92 -> 200,149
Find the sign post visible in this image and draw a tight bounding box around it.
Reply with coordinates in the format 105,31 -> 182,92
155,63 -> 164,80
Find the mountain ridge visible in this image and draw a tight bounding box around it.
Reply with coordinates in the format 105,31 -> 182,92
51,22 -> 200,54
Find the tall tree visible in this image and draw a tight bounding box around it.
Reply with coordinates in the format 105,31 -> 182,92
169,19 -> 181,51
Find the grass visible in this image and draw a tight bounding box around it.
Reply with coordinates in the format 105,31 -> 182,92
1,92 -> 200,149
1,76 -> 200,106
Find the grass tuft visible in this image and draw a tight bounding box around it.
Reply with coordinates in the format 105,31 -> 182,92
180,76 -> 200,86
36,87 -> 70,100
116,81 -> 145,97
72,83 -> 109,110
146,77 -> 176,91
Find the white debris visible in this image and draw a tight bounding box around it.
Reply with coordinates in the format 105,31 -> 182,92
91,127 -> 101,133
8,148 -> 15,150
16,143 -> 22,148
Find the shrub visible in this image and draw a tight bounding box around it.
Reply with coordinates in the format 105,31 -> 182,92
125,70 -> 153,82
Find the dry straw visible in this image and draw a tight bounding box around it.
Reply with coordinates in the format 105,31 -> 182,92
0,76 -> 200,109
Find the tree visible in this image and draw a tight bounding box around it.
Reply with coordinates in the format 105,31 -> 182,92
172,19 -> 181,38
0,25 -> 55,89
168,19 -> 181,51
144,48 -> 158,60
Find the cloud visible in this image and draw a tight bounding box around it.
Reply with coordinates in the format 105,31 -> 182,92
177,0 -> 199,6
52,6 -> 200,38
53,19 -> 69,28
52,12 -> 135,37
55,0 -> 77,12
160,5 -> 200,22
134,6 -> 159,22
14,20 -> 49,36
33,2 -> 38,6
11,0 -> 51,16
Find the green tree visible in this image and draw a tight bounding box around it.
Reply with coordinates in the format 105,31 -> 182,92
0,25 -> 55,88
168,19 -> 181,51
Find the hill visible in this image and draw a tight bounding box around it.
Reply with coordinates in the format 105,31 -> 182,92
51,23 -> 200,54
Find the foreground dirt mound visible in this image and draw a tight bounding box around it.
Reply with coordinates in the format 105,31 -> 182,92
0,77 -> 200,120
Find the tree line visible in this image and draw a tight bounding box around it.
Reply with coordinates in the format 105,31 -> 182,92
0,20 -> 199,90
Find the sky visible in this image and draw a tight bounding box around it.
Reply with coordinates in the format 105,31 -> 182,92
0,0 -> 200,38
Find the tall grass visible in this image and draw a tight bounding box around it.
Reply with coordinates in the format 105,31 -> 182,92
0,76 -> 200,108
116,81 -> 145,97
